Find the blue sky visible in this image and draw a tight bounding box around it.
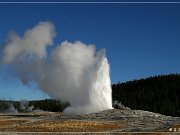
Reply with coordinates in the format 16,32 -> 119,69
0,3 -> 180,100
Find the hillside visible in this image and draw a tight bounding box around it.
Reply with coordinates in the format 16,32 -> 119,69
112,74 -> 180,117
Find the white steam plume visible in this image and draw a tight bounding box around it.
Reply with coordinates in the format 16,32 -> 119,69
6,104 -> 18,114
20,100 -> 34,112
3,21 -> 55,64
2,21 -> 113,114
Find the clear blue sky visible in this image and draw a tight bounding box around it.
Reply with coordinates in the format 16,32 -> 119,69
0,3 -> 180,100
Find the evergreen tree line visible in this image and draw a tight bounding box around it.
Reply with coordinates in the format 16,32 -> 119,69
0,99 -> 69,112
29,99 -> 69,112
0,74 -> 179,117
112,74 -> 180,117
0,100 -> 9,112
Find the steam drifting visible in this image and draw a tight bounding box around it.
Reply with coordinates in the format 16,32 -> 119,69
2,21 -> 113,114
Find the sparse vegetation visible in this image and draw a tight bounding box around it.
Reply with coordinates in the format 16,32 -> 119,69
0,115 -> 122,132
13,121 -> 121,132
0,109 -> 179,132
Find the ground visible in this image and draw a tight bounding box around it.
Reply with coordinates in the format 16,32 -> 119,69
0,109 -> 179,134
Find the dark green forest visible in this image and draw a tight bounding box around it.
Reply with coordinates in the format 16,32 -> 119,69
29,99 -> 69,112
0,99 -> 69,113
112,74 -> 180,117
0,74 -> 179,117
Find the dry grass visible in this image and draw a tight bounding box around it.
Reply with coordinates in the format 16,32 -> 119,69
0,114 -> 124,132
0,118 -> 28,129
13,120 -> 123,132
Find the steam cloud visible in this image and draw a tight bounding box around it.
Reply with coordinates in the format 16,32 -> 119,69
2,21 -> 113,114
6,104 -> 18,114
20,100 -> 34,112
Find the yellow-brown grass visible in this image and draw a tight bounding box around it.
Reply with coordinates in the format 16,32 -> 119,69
0,118 -> 28,129
12,120 -> 123,132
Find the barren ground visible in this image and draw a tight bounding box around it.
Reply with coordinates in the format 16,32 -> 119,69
0,109 -> 179,134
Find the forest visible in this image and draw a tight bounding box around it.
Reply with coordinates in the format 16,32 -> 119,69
0,74 -> 179,117
0,99 -> 69,113
112,74 -> 180,117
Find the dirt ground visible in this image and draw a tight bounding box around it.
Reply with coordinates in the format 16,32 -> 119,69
0,109 -> 179,134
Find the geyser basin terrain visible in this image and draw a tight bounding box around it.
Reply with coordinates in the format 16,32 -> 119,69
0,109 -> 179,132
2,21 -> 113,114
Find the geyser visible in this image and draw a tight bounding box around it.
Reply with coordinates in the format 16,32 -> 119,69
2,21 -> 113,114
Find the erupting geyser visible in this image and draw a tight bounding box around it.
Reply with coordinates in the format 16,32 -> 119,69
2,21 -> 113,114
